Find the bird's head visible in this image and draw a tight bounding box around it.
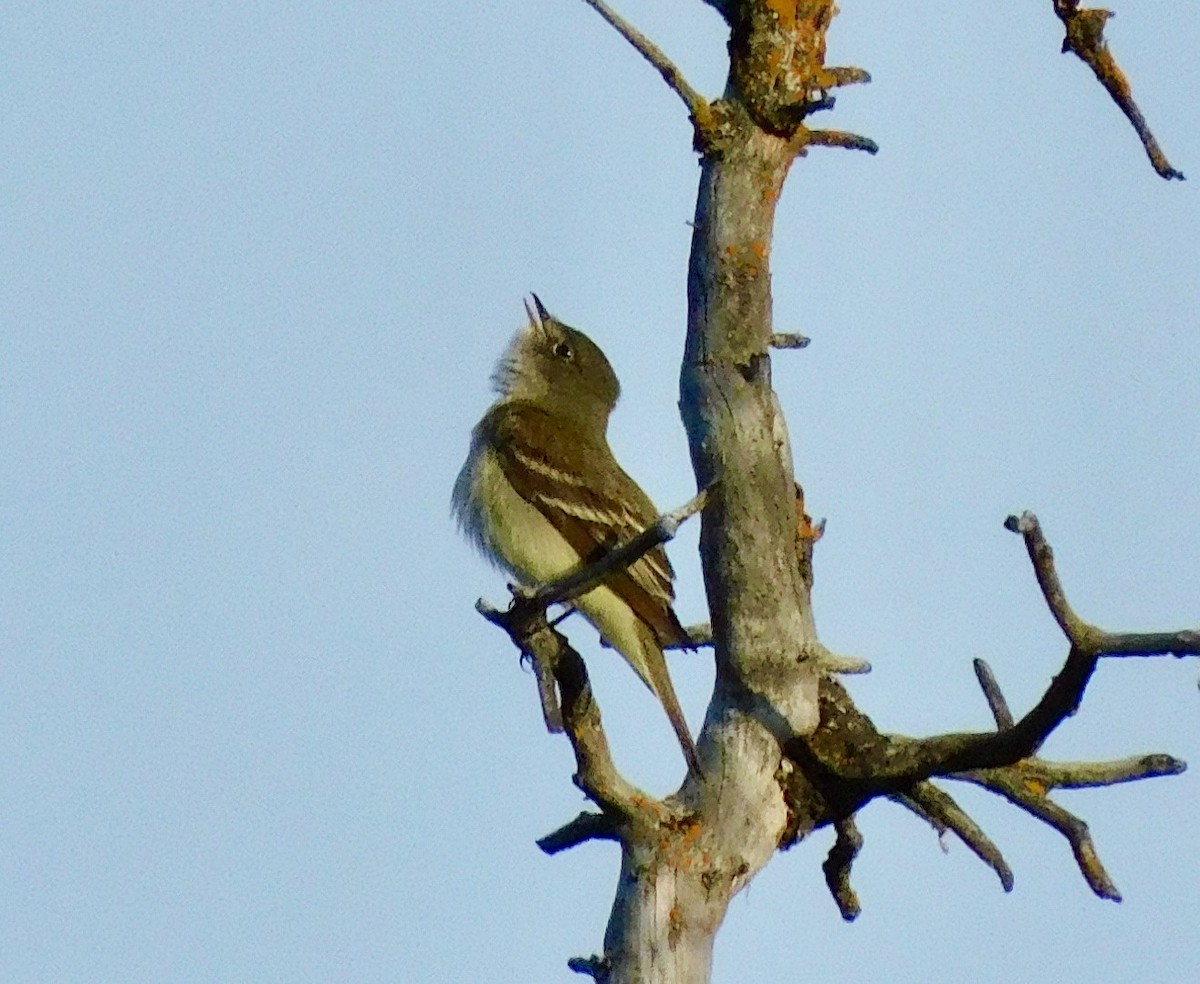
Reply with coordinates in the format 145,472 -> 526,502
491,294 -> 621,420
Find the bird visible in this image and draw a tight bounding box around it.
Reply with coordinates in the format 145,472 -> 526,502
452,295 -> 700,774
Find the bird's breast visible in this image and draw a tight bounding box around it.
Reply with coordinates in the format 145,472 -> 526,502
453,442 -> 582,585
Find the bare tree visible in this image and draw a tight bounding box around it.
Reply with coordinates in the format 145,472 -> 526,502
479,3 -> 1193,981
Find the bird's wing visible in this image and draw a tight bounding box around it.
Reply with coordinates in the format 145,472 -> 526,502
484,403 -> 689,647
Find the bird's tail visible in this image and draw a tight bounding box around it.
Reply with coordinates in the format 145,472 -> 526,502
631,625 -> 701,776
656,669 -> 702,776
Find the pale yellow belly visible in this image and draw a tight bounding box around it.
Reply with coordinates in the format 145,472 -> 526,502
453,445 -> 657,691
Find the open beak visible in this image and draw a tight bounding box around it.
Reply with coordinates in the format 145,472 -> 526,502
523,296 -> 540,332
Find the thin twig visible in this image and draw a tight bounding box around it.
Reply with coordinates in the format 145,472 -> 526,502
897,782 -> 1014,892
478,602 -> 660,822
797,128 -> 879,155
668,622 -> 713,649
804,641 -> 872,676
1098,629 -> 1200,659
968,753 -> 1186,792
815,652 -> 872,675
1052,1 -> 1184,180
477,596 -> 563,731
956,768 -> 1122,901
820,66 -> 873,89
538,811 -> 620,855
525,486 -> 710,611
1005,512 -> 1200,660
579,0 -> 712,129
890,791 -> 943,836
973,658 -> 1014,730
1004,511 -> 1095,645
674,624 -> 869,674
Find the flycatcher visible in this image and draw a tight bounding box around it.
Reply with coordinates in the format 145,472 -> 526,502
452,296 -> 700,774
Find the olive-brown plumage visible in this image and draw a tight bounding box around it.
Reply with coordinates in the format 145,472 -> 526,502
453,296 -> 699,774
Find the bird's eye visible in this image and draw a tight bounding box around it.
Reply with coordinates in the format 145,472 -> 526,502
553,341 -> 573,360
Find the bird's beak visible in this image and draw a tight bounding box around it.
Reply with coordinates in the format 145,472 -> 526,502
530,290 -> 552,324
525,293 -> 554,338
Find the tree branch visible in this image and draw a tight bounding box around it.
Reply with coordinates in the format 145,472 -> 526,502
972,658 -> 1014,730
794,128 -> 879,156
958,753 -> 1186,798
1051,1 -> 1184,180
521,486 -> 710,612
578,0 -> 712,132
477,486 -> 709,736
1004,511 -> 1095,645
478,596 -> 566,733
906,645 -> 1184,902
539,811 -> 621,855
478,601 -> 659,823
806,645 -> 872,676
822,513 -> 1198,787
776,508 -> 1189,915
770,331 -> 811,350
568,953 -> 611,981
822,817 -> 863,921
1096,630 -> 1200,659
944,658 -> 1185,900
893,781 -> 1014,892
1007,753 -> 1186,789
1007,512 -> 1200,659
674,622 -> 870,674
956,767 -> 1123,901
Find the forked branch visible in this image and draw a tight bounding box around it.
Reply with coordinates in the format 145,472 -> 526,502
824,513 -> 1197,788
788,513 -> 1191,912
892,782 -> 1014,893
479,599 -> 653,823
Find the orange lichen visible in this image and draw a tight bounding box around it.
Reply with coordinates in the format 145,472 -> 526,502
795,484 -> 824,545
766,0 -> 798,30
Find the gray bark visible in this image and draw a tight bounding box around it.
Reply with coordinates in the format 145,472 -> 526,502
474,4 -> 1195,981
595,82 -> 826,984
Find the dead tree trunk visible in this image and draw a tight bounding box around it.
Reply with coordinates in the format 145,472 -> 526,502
479,3 -> 1192,982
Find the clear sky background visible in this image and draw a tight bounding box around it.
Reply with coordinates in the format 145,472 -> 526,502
3,3 -> 1197,982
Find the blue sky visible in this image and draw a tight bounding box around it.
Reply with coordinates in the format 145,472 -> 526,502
3,3 -> 1197,982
